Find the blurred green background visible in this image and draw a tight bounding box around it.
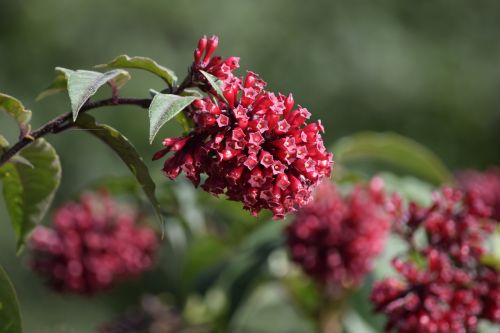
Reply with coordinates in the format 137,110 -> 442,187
1,0 -> 500,332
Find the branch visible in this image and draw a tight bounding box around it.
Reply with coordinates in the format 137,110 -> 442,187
0,71 -> 195,168
0,97 -> 151,167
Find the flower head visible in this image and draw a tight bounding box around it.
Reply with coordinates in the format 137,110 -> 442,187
371,187 -> 499,332
30,192 -> 159,294
154,35 -> 333,219
286,178 -> 391,289
458,167 -> 500,221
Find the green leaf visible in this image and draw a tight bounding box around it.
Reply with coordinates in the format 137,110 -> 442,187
481,225 -> 500,269
0,135 -> 9,152
86,176 -> 142,196
0,93 -> 32,131
344,310 -> 377,333
148,93 -> 198,143
9,156 -> 34,169
35,68 -> 69,101
0,264 -> 23,333
333,132 -> 454,185
181,88 -> 204,98
214,222 -> 284,327
96,55 -> 177,86
53,67 -> 131,121
199,70 -> 228,103
75,114 -> 162,222
181,237 -> 228,294
0,139 -> 61,252
378,172 -> 435,206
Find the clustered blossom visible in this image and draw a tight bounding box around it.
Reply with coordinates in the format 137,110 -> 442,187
286,178 -> 392,289
371,188 -> 499,333
30,192 -> 159,294
154,35 -> 333,219
458,167 -> 500,221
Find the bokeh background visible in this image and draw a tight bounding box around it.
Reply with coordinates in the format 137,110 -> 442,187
1,0 -> 500,332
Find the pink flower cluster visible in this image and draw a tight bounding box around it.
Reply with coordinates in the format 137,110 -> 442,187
458,167 -> 500,221
30,192 -> 159,294
371,188 -> 499,333
154,35 -> 333,219
286,178 -> 391,289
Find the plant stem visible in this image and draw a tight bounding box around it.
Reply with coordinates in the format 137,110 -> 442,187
0,71 -> 194,168
318,300 -> 345,333
0,97 -> 150,167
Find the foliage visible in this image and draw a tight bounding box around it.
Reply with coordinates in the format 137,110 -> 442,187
0,264 -> 22,333
0,32 -> 498,333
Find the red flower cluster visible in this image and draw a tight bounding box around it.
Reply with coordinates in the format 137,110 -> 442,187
458,167 -> 500,221
30,192 -> 159,294
154,35 -> 333,219
371,188 -> 499,332
286,178 -> 391,289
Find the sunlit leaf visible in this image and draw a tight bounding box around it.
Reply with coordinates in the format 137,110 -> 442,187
0,93 -> 32,132
75,114 -> 162,222
0,264 -> 23,333
0,138 -> 61,252
148,93 -> 198,143
96,55 -> 177,86
333,132 -> 454,185
51,67 -> 131,121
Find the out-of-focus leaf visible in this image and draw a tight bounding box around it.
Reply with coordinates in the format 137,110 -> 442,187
373,234 -> 407,279
148,93 -> 198,143
282,271 -> 321,317
478,320 -> 500,333
199,70 -> 228,103
344,310 -> 377,333
75,114 -> 162,223
481,225 -> 500,269
181,237 -> 228,294
229,282 -> 315,333
86,176 -> 142,196
0,135 -> 9,152
0,93 -> 32,132
0,264 -> 23,333
333,132 -> 453,185
348,276 -> 386,332
96,55 -> 177,86
0,138 -> 61,252
378,172 -> 435,206
54,67 -> 131,121
213,222 -> 285,328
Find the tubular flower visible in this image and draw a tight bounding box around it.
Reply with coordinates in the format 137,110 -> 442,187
286,178 -> 391,288
371,188 -> 499,332
458,167 -> 500,221
154,35 -> 333,219
29,192 -> 159,294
